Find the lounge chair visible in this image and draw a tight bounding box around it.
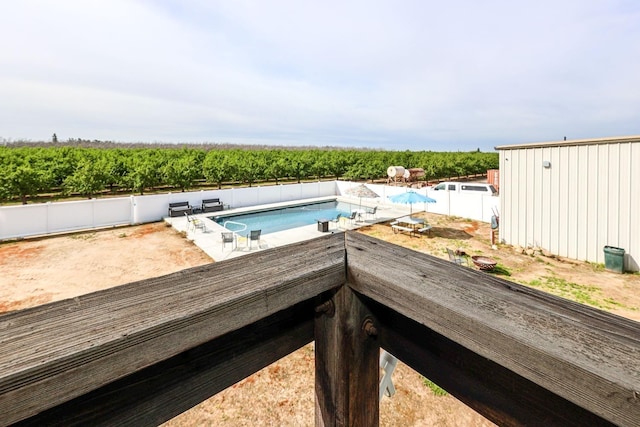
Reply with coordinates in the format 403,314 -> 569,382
447,248 -> 469,266
221,232 -> 236,250
202,198 -> 223,213
169,201 -> 192,217
249,229 -> 262,249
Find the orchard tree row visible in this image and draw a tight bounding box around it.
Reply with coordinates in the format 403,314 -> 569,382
0,145 -> 498,204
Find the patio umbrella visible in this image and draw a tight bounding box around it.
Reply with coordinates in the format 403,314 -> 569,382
344,184 -> 379,209
388,190 -> 436,215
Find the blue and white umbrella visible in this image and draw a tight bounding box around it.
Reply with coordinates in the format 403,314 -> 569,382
388,191 -> 436,215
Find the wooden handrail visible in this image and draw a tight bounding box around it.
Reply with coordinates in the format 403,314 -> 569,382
0,234 -> 345,425
0,232 -> 638,426
346,233 -> 640,426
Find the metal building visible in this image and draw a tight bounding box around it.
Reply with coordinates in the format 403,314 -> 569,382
496,136 -> 640,272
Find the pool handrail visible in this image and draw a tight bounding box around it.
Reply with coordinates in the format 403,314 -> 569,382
223,220 -> 248,234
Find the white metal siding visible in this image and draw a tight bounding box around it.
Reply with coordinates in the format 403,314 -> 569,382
499,140 -> 640,271
630,143 -> 640,271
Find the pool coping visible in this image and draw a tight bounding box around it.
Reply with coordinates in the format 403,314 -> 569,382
165,196 -> 410,262
204,196 -> 339,220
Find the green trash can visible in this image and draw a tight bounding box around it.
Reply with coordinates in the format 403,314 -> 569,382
603,246 -> 625,273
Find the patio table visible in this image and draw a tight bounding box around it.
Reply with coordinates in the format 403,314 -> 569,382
392,216 -> 426,237
397,216 -> 424,228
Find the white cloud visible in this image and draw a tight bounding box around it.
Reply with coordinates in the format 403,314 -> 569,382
1,0 -> 639,149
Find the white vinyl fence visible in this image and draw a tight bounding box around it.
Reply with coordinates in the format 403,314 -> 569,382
0,181 -> 337,241
0,181 -> 497,241
336,182 -> 500,223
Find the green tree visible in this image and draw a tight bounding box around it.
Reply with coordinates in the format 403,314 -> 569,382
162,150 -> 204,192
327,150 -> 352,179
288,151 -> 313,183
63,158 -> 108,198
4,165 -> 43,204
124,151 -> 165,195
232,150 -> 266,187
308,150 -> 330,181
264,150 -> 289,184
203,150 -> 235,189
102,150 -> 130,193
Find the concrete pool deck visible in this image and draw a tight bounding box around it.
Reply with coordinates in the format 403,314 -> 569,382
164,196 -> 411,261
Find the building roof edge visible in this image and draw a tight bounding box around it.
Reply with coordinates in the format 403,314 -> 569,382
494,135 -> 640,150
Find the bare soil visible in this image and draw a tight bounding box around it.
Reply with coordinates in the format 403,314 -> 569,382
1,216 -> 638,426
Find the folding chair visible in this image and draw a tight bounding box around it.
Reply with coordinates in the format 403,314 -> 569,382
185,213 -> 206,233
447,248 -> 469,266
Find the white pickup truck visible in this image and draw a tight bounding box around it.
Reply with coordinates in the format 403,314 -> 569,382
432,182 -> 498,196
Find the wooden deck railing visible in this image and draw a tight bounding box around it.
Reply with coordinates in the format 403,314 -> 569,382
0,232 -> 638,426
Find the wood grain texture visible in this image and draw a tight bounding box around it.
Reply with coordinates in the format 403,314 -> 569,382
2,231 -> 638,426
0,233 -> 345,425
363,294 -> 615,426
315,287 -> 379,426
345,232 -> 640,426
14,299 -> 316,427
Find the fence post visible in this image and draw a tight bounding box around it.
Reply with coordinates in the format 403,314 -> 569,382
314,286 -> 379,426
46,202 -> 51,234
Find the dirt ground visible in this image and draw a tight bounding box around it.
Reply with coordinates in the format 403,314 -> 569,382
1,217 -> 638,426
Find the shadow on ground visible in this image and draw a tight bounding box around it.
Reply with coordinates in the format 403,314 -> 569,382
430,227 -> 473,240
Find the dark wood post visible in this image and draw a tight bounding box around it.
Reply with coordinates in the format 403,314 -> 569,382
314,286 -> 380,426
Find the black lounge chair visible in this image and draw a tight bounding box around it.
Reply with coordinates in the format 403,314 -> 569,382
201,198 -> 223,213
168,202 -> 192,217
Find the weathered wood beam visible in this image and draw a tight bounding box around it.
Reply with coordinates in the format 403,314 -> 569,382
345,232 -> 640,426
14,299 -> 316,427
0,233 -> 345,425
363,295 -> 615,426
2,231 -> 639,426
315,287 -> 380,426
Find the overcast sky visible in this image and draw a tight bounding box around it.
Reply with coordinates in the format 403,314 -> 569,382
1,1 -> 639,151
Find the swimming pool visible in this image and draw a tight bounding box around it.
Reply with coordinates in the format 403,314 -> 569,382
210,201 -> 353,235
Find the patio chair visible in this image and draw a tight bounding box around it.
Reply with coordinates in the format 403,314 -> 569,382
248,229 -> 262,249
346,211 -> 358,225
447,248 -> 469,266
365,206 -> 377,219
330,214 -> 342,230
221,232 -> 236,250
185,212 -> 206,233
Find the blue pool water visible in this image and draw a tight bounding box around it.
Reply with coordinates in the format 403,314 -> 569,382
210,201 -> 352,235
